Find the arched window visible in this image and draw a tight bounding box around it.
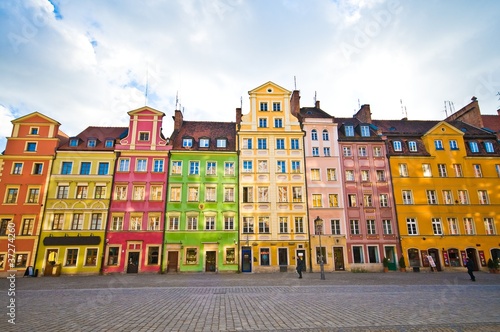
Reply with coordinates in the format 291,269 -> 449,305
322,130 -> 329,141
311,129 -> 318,141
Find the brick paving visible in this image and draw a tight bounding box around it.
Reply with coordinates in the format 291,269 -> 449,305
1,271 -> 499,331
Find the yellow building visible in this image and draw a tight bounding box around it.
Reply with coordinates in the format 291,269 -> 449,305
35,127 -> 125,276
374,118 -> 500,272
236,82 -> 308,273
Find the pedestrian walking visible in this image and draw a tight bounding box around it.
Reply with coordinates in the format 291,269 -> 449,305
466,257 -> 476,281
296,256 -> 305,279
427,255 -> 436,272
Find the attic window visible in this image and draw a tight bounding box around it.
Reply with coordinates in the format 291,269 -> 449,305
345,125 -> 354,137
105,139 -> 114,148
200,138 -> 209,148
217,139 -> 227,148
87,139 -> 97,148
69,138 -> 79,147
183,138 -> 193,148
267,88 -> 272,93
139,132 -> 150,141
360,125 -> 370,137
484,141 -> 494,153
30,127 -> 39,135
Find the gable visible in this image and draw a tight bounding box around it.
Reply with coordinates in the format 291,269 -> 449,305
248,81 -> 291,95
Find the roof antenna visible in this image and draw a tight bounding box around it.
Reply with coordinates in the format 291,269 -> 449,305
314,91 -> 317,104
240,96 -> 243,109
144,65 -> 149,106
294,76 -> 297,90
400,99 -> 408,118
358,98 -> 360,109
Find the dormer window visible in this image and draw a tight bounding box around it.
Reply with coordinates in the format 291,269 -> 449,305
345,125 -> 354,137
484,141 -> 494,153
139,132 -> 150,141
469,141 -> 479,153
217,139 -> 227,148
182,138 -> 193,148
69,138 -> 79,147
87,139 -> 97,148
199,138 -> 210,148
393,141 -> 402,151
360,125 -> 370,137
30,127 -> 39,135
408,141 -> 418,152
105,139 -> 114,148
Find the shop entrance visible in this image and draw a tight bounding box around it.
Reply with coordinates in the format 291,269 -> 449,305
205,251 -> 216,272
167,251 -> 178,272
333,247 -> 345,271
127,252 -> 139,273
241,247 -> 252,272
44,249 -> 59,276
466,248 -> 479,271
428,248 -> 441,271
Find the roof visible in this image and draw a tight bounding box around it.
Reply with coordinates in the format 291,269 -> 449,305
58,126 -> 128,151
171,121 -> 236,152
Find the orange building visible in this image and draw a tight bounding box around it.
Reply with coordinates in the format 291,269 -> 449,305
0,112 -> 66,275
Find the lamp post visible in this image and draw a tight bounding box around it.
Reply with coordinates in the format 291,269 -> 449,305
314,216 -> 325,280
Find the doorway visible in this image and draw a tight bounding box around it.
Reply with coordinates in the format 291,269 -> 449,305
44,249 -> 59,276
466,248 -> 479,271
333,247 -> 345,271
278,248 -> 288,272
205,251 -> 216,272
428,248 -> 441,271
127,252 -> 139,273
241,247 -> 252,272
167,251 -> 178,272
384,246 -> 397,271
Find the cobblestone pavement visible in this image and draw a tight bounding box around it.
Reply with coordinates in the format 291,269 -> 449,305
1,271 -> 499,331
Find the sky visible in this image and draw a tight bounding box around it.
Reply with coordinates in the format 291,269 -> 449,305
1,0 -> 500,152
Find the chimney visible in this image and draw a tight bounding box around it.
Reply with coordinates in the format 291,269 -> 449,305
290,90 -> 301,118
315,100 -> 320,109
236,108 -> 242,124
354,104 -> 372,123
173,109 -> 183,130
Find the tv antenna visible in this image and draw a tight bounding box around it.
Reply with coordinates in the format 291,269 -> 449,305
400,99 -> 408,118
443,100 -> 455,117
144,66 -> 149,106
294,76 -> 297,90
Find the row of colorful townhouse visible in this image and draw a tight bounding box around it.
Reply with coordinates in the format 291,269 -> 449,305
1,82 -> 499,277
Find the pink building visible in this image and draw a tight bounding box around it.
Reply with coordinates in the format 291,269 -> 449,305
103,107 -> 171,274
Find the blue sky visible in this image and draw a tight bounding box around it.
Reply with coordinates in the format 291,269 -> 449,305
1,0 -> 499,152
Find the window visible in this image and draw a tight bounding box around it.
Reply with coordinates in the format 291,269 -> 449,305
119,159 -> 130,172
258,187 -> 269,202
393,141 -> 402,151
224,216 -> 234,230
292,187 -> 303,202
358,146 -> 367,157
105,139 -> 114,148
90,213 -> 102,230
331,219 -> 341,235
347,194 -> 357,207
56,186 -> 69,199
148,216 -> 160,230
153,159 -> 164,173
13,163 -> 22,174
147,247 -> 159,265
279,217 -> 288,233
107,247 -> 119,265
399,164 -> 408,177
274,118 -> 283,128
452,164 -> 463,177
224,187 -> 234,202
473,164 -> 482,177
449,140 -> 458,150
484,141 -> 494,153
322,130 -> 329,141
407,218 -> 418,235
258,118 -> 268,128
27,188 -> 40,203
328,194 -> 339,207
422,164 -> 432,177
76,185 -> 88,199
382,220 -> 392,234
379,194 -> 388,207
33,163 -> 43,174
243,138 -> 253,149
291,161 -> 301,173
323,147 -> 330,156
310,168 -> 320,181
257,138 -> 267,149
272,102 -> 280,111
21,218 -> 34,235
442,190 -> 453,205
260,248 -> 270,266
52,214 -> 64,230
205,216 -> 215,231
85,248 -> 98,266
343,146 -> 352,157
312,194 -> 322,207
295,217 -> 304,233
345,125 -> 354,136
69,138 -> 79,147
26,142 -> 37,152
150,186 -> 163,201
61,162 -> 73,174
65,249 -> 78,266
136,159 -> 147,172
360,125 -> 370,137
432,218 -> 443,235
168,217 -> 179,230
469,141 -> 479,153
457,190 -> 469,204
291,139 -> 299,150
114,185 -> 127,200
111,216 -> 123,230
361,170 -> 369,182
130,216 -> 142,230
367,246 -> 379,263
277,186 -> 287,202
260,102 -> 268,111
363,194 -> 373,207
71,214 -> 83,230
133,186 -> 145,200
373,147 -> 382,157
0,219 -> 9,236
217,139 -> 227,148
225,248 -> 236,264
484,218 -> 495,235
30,127 -> 39,135
312,147 -> 319,156
426,190 -> 437,204
258,217 -> 270,233
189,161 -> 200,175
206,162 -> 217,175
224,162 -> 235,176
408,141 -> 417,152
276,138 -> 285,149
326,168 -> 336,181
311,129 -> 318,141
402,190 -> 413,204
448,218 -> 459,235
243,217 -> 254,233
350,220 -> 360,234
14,254 -> 28,268
87,139 -> 97,147
185,248 -> 197,264
188,187 -> 199,201
478,190 -> 489,205
464,218 -> 475,235
171,161 -> 182,175
242,187 -> 253,203
345,170 -> 354,181
182,138 -> 193,148
97,162 -> 109,175
376,170 -> 385,181
434,140 -> 444,150
80,162 -> 91,175
205,187 -> 216,202
257,160 -> 267,172
199,138 -> 209,148
352,246 -> 363,263
437,164 -> 447,177
366,220 -> 376,234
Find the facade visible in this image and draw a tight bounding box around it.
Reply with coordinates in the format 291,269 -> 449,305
237,82 -> 308,273
335,105 -> 401,271
374,113 -> 500,272
103,107 -> 170,274
164,110 -> 238,273
35,127 -> 125,275
296,99 -> 347,272
0,112 -> 64,274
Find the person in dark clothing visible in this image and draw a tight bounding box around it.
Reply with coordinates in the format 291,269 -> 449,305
466,258 -> 476,281
296,257 -> 305,279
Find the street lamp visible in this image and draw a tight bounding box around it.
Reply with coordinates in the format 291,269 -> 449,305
314,216 -> 325,280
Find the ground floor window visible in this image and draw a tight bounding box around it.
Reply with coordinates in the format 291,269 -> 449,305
108,247 -> 119,265
316,246 -> 327,264
408,248 -> 420,267
148,246 -> 159,265
367,246 -> 379,263
85,248 -> 98,266
65,249 -> 78,266
260,248 -> 270,266
185,248 -> 198,264
225,248 -> 235,264
15,254 -> 28,268
448,248 -> 461,267
352,246 -> 363,263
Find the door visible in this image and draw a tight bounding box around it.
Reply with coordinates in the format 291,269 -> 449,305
428,248 -> 441,271
127,252 -> 139,273
167,251 -> 178,272
205,251 -> 216,272
466,248 -> 479,271
278,248 -> 288,272
44,249 -> 59,276
297,249 -> 306,272
241,247 -> 252,272
384,246 -> 397,271
333,247 -> 345,271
